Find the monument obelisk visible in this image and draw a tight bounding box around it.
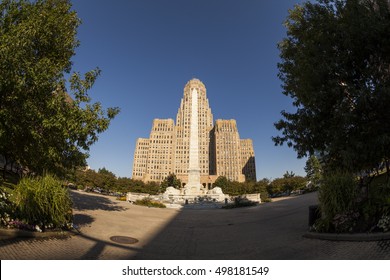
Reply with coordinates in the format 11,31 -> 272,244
184,88 -> 203,195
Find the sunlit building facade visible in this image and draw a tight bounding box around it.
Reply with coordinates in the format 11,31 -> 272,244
132,79 -> 256,188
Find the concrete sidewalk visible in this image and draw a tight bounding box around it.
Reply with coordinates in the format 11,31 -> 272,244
0,190 -> 389,259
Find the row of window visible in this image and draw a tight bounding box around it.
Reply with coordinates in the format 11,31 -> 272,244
151,140 -> 173,144
151,135 -> 173,139
153,128 -> 173,132
134,170 -> 254,182
137,142 -> 149,146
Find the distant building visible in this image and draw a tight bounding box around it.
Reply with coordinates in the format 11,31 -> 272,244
132,78 -> 256,188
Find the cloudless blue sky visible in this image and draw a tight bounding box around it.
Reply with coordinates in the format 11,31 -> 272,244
70,0 -> 308,180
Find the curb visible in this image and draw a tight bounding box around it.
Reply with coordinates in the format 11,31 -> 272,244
303,231 -> 390,241
0,228 -> 79,239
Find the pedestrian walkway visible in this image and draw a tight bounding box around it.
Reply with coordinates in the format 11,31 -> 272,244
0,190 -> 389,259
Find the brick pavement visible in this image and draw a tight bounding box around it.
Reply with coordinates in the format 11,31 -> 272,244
0,190 -> 389,260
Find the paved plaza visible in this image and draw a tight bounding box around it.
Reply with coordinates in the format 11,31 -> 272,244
0,190 -> 390,259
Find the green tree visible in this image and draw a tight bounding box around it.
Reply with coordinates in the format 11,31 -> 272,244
214,176 -> 230,192
73,169 -> 98,189
97,167 -> 116,192
160,173 -> 182,189
273,0 -> 390,175
305,155 -> 323,189
283,171 -> 295,178
143,181 -> 162,195
268,176 -> 307,195
115,177 -> 133,193
267,178 -> 285,195
0,0 -> 119,178
253,179 -> 271,201
285,176 -> 307,192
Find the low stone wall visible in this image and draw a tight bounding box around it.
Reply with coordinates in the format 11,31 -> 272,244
241,193 -> 261,203
126,192 -> 164,203
126,192 -> 150,203
126,191 -> 262,205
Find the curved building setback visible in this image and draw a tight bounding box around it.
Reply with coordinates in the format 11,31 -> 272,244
132,79 -> 256,188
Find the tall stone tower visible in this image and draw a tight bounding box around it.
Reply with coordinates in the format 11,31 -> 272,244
175,79 -> 214,179
132,78 -> 256,188
184,88 -> 203,194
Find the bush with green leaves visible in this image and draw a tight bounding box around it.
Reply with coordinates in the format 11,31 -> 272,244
13,175 -> 73,230
222,197 -> 258,209
0,187 -> 16,227
360,177 -> 390,231
134,198 -> 166,208
316,172 -> 359,232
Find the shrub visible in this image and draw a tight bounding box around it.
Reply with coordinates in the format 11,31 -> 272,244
134,198 -> 166,208
0,187 -> 16,227
316,172 -> 359,232
222,197 -> 258,209
13,175 -> 73,230
358,177 -> 390,231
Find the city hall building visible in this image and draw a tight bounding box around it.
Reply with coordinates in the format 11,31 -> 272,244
132,79 -> 256,189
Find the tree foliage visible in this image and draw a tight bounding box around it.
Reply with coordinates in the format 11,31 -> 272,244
267,176 -> 307,195
214,176 -> 271,200
305,155 -> 323,188
0,0 -> 119,177
160,173 -> 182,189
274,0 -> 390,174
283,171 -> 296,178
214,176 -> 230,191
72,168 -> 163,195
96,167 -> 117,191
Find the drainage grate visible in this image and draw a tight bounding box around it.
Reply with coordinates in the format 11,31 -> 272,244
110,236 -> 139,244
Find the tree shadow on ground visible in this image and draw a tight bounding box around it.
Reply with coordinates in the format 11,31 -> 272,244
131,192 -> 326,260
0,230 -> 142,259
77,232 -> 141,259
70,190 -> 127,212
72,213 -> 95,228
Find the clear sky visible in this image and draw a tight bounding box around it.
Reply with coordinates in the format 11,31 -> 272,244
69,0 -> 308,180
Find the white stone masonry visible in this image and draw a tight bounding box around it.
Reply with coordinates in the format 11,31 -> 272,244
185,88 -> 202,193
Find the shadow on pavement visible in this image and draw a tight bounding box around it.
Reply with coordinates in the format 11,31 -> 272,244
2,191 -> 390,259
0,230 -> 141,259
131,192 -> 390,260
77,232 -> 141,260
132,196 -> 316,260
70,190 -> 127,212
73,213 -> 95,227
0,230 -> 71,251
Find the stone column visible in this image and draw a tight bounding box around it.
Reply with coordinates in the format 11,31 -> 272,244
185,88 -> 202,194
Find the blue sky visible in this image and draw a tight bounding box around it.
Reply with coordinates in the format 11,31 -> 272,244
70,0 -> 308,180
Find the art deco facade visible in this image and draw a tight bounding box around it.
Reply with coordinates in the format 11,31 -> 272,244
132,79 -> 256,188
